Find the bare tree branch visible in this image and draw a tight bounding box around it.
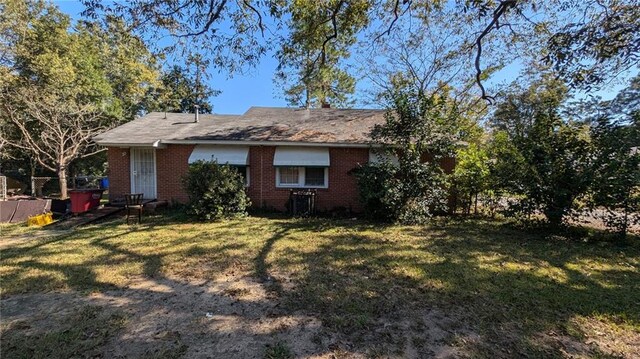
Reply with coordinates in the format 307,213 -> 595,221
0,87 -> 110,198
177,0 -> 228,38
241,0 -> 265,37
374,0 -> 412,42
474,0 -> 517,105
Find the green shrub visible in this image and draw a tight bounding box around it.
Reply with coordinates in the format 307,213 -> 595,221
353,162 -> 396,221
182,160 -> 251,220
453,143 -> 490,214
354,159 -> 449,224
355,89 -> 459,224
589,114 -> 640,238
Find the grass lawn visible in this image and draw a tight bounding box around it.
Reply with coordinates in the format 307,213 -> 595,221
1,211 -> 638,358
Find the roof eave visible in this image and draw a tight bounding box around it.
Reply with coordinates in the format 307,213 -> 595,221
94,140 -> 166,148
160,139 -> 383,148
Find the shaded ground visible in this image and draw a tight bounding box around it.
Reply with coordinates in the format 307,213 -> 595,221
1,212 -> 638,358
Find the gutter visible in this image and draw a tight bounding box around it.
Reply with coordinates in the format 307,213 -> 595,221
94,139 -> 464,149
93,140 -> 166,148
160,139 -> 384,148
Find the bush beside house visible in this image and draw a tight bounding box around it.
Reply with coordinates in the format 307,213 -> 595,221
182,161 -> 251,220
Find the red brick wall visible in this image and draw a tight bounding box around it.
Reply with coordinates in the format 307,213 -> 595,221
106,144 -> 455,212
155,144 -> 194,203
420,152 -> 456,174
247,146 -> 282,209
106,145 -> 193,203
323,147 -> 369,212
106,147 -> 130,202
246,146 -> 368,212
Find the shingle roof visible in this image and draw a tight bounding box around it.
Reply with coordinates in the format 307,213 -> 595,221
94,107 -> 387,146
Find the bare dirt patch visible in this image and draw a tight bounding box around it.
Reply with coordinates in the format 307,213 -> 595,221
2,273 -> 319,358
1,272 -> 475,358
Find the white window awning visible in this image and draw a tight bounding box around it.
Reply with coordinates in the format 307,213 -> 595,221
273,147 -> 330,167
369,149 -> 399,166
188,145 -> 249,165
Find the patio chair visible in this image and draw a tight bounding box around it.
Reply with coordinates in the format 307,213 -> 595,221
124,193 -> 143,224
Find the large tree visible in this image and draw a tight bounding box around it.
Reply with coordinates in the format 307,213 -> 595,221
354,89 -> 462,223
0,89 -> 108,199
151,56 -> 220,114
360,5 -> 488,143
589,113 -> 640,239
275,1 -> 369,108
489,77 -> 594,226
0,1 -> 159,198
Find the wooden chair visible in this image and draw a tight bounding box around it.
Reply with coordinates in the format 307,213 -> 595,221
124,193 -> 143,224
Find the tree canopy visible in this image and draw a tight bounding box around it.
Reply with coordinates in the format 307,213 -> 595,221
275,1 -> 369,108
78,0 -> 640,104
0,0 -> 160,197
150,56 -> 219,114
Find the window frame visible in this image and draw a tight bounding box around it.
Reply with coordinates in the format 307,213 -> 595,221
275,166 -> 329,189
277,166 -> 300,185
230,165 -> 250,187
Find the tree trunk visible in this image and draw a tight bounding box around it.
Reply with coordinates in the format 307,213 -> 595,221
622,214 -> 628,240
30,159 -> 36,196
474,192 -> 478,214
58,168 -> 68,199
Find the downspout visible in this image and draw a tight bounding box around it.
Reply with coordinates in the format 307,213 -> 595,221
260,146 -> 264,208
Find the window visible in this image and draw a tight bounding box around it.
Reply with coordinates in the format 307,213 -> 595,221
276,167 -> 328,188
304,167 -> 325,186
278,167 -> 299,184
231,166 -> 250,187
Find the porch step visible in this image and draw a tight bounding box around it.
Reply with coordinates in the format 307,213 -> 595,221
46,206 -> 123,230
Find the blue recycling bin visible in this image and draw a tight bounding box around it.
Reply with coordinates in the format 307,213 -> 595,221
100,177 -> 109,189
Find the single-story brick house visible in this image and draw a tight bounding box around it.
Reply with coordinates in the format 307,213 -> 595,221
94,107 -> 455,212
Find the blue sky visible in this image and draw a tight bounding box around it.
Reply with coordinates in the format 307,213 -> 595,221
55,1 -> 632,115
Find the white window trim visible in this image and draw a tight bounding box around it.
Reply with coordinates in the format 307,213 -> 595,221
275,167 -> 329,189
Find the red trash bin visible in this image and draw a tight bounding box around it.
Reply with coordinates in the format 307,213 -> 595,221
69,189 -> 104,214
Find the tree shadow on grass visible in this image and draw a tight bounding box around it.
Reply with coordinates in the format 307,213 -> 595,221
2,212 -> 638,357
0,213 -> 330,358
257,218 -> 640,357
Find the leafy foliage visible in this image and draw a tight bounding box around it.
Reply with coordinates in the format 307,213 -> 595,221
275,1 -> 369,108
0,2 -> 159,197
489,79 -> 593,226
545,2 -> 640,89
589,113 -> 640,237
182,161 -> 251,221
355,90 -> 459,223
453,143 -> 490,214
78,0 -> 640,105
81,0 -> 266,75
0,87 -> 109,198
150,60 -> 219,114
354,159 -> 450,224
353,162 -> 395,221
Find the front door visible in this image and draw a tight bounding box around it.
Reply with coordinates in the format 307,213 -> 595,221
130,148 -> 156,199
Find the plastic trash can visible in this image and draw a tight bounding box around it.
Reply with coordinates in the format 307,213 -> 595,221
69,189 -> 104,214
100,177 -> 109,189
